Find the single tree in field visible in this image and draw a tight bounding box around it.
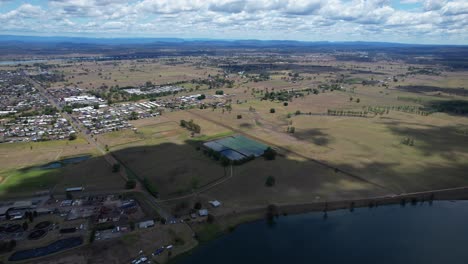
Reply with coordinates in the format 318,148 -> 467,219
112,163 -> 121,172
69,133 -> 77,141
265,176 -> 276,187
263,147 -> 277,160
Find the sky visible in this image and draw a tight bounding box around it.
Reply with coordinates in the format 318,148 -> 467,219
0,0 -> 467,44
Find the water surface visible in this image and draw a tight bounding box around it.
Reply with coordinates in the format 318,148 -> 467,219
177,201 -> 468,264
39,155 -> 91,170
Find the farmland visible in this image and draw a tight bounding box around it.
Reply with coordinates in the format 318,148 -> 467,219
2,52 -> 467,204
1,44 -> 468,263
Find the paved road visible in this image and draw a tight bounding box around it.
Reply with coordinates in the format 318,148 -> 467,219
27,77 -> 174,219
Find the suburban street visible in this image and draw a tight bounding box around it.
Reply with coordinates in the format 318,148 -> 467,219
26,76 -> 174,219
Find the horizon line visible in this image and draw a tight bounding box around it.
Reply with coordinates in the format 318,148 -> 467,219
0,34 -> 467,47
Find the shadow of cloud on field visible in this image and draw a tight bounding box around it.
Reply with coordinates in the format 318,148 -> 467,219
292,128 -> 331,146
426,100 -> 468,116
4,130 -> 468,218
335,160 -> 468,194
397,85 -> 468,97
0,154 -> 117,198
385,122 -> 468,159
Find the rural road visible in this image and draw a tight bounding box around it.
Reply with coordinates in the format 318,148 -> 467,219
159,165 -> 234,203
187,109 -> 396,194
27,76 -> 173,219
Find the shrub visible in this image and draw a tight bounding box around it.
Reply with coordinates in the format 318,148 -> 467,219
125,180 -> 136,189
270,108 -> 276,113
263,147 -> 277,160
265,176 -> 276,187
207,214 -> 215,224
68,133 -> 77,141
112,163 -> 121,173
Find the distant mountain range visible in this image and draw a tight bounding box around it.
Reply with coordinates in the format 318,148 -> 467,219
0,34 -> 463,47
0,35 -> 467,69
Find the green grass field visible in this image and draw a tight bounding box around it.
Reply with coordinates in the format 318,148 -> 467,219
0,168 -> 60,196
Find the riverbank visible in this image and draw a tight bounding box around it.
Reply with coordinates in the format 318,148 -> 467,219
178,186 -> 468,263
217,185 -> 468,223
176,200 -> 468,264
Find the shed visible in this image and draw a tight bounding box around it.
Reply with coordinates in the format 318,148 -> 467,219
198,209 -> 209,217
66,187 -> 84,192
138,220 -> 155,229
209,200 -> 221,208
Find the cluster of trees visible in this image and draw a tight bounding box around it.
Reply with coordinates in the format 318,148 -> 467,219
327,109 -> 369,117
401,137 -> 415,146
190,75 -> 235,89
406,67 -> 441,76
19,106 -> 59,117
128,111 -> 139,120
319,83 -> 341,91
180,119 -> 201,133
245,72 -> 270,82
262,90 -> 305,102
62,105 -> 73,114
286,111 -> 314,118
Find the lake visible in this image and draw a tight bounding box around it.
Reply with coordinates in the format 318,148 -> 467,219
177,201 -> 468,264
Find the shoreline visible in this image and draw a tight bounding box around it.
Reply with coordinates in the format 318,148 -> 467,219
174,187 -> 468,263
218,185 -> 468,221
